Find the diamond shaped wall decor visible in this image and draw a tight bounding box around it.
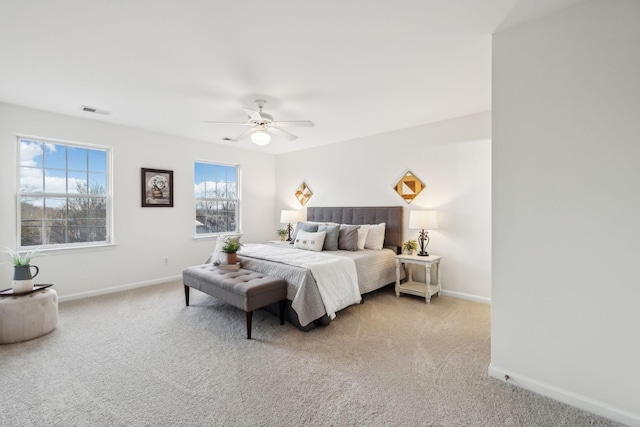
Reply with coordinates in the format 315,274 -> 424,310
295,182 -> 313,206
394,171 -> 425,204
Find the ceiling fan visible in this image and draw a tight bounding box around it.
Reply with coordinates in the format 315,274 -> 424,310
202,99 -> 314,146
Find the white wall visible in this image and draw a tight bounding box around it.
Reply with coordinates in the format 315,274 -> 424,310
0,103 -> 489,303
0,103 -> 275,300
491,0 -> 640,424
275,112 -> 492,302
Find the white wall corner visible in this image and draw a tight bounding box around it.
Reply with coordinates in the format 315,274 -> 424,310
488,364 -> 640,426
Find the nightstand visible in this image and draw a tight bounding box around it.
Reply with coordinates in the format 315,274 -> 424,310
395,254 -> 442,304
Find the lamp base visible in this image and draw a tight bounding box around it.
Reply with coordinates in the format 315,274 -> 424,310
286,223 -> 294,241
417,229 -> 430,257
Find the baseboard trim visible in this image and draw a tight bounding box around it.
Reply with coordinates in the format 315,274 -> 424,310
488,364 -> 640,426
58,279 -> 491,304
441,289 -> 491,304
58,275 -> 182,303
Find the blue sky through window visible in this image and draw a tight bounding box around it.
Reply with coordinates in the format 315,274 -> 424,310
20,139 -> 107,194
194,162 -> 237,198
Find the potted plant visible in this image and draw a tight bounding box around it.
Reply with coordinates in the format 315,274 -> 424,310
221,238 -> 242,265
402,239 -> 418,255
276,228 -> 288,241
1,247 -> 43,293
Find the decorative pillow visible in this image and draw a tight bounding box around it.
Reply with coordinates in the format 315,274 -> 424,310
338,225 -> 360,251
290,222 -> 319,244
365,223 -> 386,250
357,224 -> 370,250
293,230 -> 326,252
318,224 -> 340,251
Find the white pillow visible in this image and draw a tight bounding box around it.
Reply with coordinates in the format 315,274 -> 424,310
356,224 -> 370,250
293,230 -> 326,252
365,223 -> 386,250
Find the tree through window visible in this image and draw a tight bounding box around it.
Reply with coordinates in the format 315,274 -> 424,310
194,162 -> 239,235
18,137 -> 111,248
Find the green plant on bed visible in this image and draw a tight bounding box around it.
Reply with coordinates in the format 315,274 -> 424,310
402,239 -> 418,254
222,238 -> 242,254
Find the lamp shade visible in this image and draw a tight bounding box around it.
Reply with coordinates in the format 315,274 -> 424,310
409,210 -> 438,230
280,210 -> 301,224
251,130 -> 270,146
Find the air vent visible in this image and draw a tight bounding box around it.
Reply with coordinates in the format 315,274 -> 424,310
80,105 -> 112,116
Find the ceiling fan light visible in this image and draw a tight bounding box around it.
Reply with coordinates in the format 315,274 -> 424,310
251,130 -> 270,146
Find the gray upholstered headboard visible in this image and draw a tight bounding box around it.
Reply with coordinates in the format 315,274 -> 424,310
307,206 -> 403,253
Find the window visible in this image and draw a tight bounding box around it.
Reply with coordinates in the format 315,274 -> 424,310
18,137 -> 111,248
194,161 -> 239,235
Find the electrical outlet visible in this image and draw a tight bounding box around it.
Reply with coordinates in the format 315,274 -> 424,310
163,257 -> 169,265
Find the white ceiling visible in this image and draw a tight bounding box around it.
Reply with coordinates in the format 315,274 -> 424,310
0,0 -> 585,154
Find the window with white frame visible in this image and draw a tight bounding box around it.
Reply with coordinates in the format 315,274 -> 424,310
194,161 -> 239,235
18,137 -> 111,248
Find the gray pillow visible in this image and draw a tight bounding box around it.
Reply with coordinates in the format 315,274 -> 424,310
290,222 -> 319,244
318,224 -> 340,251
338,225 -> 360,251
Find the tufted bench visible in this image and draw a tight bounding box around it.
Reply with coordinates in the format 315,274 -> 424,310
182,265 -> 287,339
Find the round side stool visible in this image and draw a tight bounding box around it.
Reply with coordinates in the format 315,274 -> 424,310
0,288 -> 58,344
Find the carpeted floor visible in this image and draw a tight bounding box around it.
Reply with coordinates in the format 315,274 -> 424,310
0,281 -> 621,426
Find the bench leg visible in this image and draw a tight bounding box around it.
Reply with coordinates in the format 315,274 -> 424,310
184,285 -> 190,306
246,311 -> 253,339
279,300 -> 285,325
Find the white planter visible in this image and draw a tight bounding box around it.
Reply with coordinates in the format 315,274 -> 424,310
12,279 -> 34,293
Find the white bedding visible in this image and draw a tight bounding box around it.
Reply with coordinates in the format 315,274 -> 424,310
238,244 -> 361,319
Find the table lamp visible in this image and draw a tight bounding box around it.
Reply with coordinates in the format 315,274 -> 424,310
280,210 -> 301,241
409,210 -> 438,256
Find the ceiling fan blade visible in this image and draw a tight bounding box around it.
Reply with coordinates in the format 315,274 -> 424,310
232,128 -> 256,142
270,126 -> 298,141
201,121 -> 251,126
243,108 -> 263,121
272,120 -> 315,128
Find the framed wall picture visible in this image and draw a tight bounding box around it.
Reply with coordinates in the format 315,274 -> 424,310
141,168 -> 174,207
295,182 -> 313,206
394,170 -> 425,204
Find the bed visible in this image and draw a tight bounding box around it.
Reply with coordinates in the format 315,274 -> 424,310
236,206 -> 404,331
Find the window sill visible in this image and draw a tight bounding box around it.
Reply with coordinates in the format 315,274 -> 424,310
192,233 -> 243,241
26,243 -> 116,256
